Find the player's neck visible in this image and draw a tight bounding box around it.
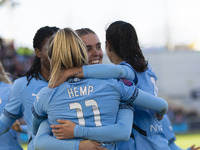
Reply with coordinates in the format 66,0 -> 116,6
111,55 -> 124,65
40,66 -> 50,81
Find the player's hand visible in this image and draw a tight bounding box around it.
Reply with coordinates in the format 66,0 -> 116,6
79,140 -> 108,150
190,144 -> 200,150
11,120 -> 22,132
156,113 -> 164,121
51,120 -> 76,139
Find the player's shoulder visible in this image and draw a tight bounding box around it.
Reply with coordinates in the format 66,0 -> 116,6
81,78 -> 119,84
136,64 -> 157,78
95,78 -> 120,85
0,81 -> 11,88
13,76 -> 27,86
146,65 -> 156,75
0,82 -> 11,95
36,86 -> 56,103
39,86 -> 55,95
10,77 -> 28,92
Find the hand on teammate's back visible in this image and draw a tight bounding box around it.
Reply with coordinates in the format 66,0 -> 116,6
191,144 -> 200,150
51,120 -> 108,150
79,140 -> 108,150
51,120 -> 76,139
11,120 -> 22,132
156,113 -> 164,121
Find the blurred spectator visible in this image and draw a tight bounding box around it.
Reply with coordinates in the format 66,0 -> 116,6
0,37 -> 34,81
167,104 -> 200,133
172,108 -> 188,133
190,88 -> 200,100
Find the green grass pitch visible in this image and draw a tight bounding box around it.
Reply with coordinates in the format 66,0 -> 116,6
175,133 -> 200,149
21,133 -> 200,150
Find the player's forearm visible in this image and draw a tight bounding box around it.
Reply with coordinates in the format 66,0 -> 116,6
127,88 -> 168,116
35,119 -> 80,150
0,113 -> 15,135
32,114 -> 44,135
83,64 -> 136,81
74,108 -> 133,142
35,133 -> 80,150
67,67 -> 84,78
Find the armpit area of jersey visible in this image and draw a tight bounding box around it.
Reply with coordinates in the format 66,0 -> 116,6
31,107 -> 47,119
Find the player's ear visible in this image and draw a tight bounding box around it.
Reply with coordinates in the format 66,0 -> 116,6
35,48 -> 42,58
106,41 -> 112,52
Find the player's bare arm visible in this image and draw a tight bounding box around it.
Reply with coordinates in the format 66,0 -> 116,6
49,67 -> 83,88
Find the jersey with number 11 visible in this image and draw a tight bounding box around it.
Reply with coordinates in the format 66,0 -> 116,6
34,78 -> 136,129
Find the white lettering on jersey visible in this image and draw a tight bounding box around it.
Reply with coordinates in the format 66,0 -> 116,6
67,86 -> 94,98
74,87 -> 79,97
169,125 -> 173,131
150,124 -> 163,132
85,100 -> 101,126
80,86 -> 87,96
88,86 -> 93,95
67,89 -> 74,98
150,77 -> 158,96
69,102 -> 85,126
69,99 -> 102,126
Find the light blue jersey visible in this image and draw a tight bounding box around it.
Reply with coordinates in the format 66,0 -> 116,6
77,63 -> 169,150
135,65 -> 189,150
130,64 -> 170,150
32,64 -> 168,150
0,81 -> 23,150
80,62 -> 184,150
90,62 -> 169,149
0,75 -> 48,150
33,78 -> 138,150
161,115 -> 176,145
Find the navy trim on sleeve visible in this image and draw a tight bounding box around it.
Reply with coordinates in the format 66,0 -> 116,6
127,88 -> 139,104
119,104 -> 134,112
3,109 -> 22,120
31,106 -> 47,119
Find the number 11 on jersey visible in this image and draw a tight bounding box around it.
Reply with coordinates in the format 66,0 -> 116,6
69,99 -> 102,126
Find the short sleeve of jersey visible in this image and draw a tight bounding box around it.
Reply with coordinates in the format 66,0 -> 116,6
3,79 -> 23,119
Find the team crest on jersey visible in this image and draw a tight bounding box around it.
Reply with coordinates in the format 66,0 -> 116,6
120,78 -> 133,86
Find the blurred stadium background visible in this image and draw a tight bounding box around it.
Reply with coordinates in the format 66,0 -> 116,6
1,0 -> 200,149
1,37 -> 200,149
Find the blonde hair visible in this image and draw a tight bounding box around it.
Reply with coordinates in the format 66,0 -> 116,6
48,28 -> 88,87
0,62 -> 11,84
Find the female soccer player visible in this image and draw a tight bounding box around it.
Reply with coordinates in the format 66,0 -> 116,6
0,62 -> 23,150
0,26 -> 59,150
0,26 -> 106,150
33,28 -> 135,150
50,23 -> 199,150
32,27 -> 168,150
